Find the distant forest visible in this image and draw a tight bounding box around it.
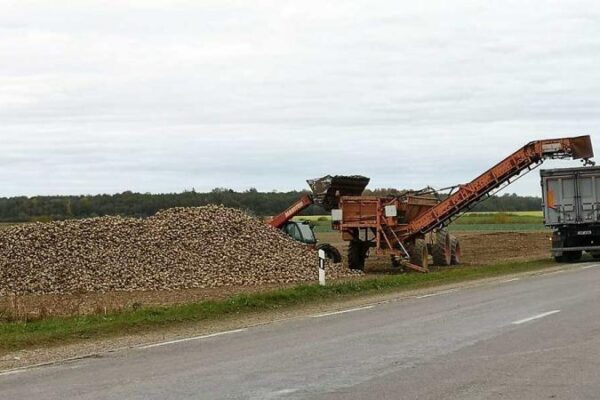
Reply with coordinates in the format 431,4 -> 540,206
0,189 -> 543,222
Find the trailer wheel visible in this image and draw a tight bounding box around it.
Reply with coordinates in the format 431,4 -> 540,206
565,251 -> 582,262
348,240 -> 369,270
317,243 -> 342,264
408,239 -> 429,270
450,236 -> 461,265
432,230 -> 451,266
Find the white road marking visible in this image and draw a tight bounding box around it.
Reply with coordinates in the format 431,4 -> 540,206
274,389 -> 299,395
500,278 -> 520,283
582,264 -> 600,270
0,369 -> 26,377
262,388 -> 300,399
311,305 -> 374,318
544,270 -> 566,276
416,289 -> 457,299
138,328 -> 247,349
512,310 -> 561,325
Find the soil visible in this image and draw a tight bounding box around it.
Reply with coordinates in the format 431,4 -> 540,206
317,231 -> 552,272
455,231 -> 552,265
0,282 -> 313,319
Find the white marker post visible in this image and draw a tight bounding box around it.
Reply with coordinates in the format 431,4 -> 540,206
318,249 -> 326,286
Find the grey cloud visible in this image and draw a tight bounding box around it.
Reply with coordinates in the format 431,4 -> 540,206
1,1 -> 599,196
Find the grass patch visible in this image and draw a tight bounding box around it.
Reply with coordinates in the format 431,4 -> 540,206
0,259 -> 557,353
293,216 -> 333,232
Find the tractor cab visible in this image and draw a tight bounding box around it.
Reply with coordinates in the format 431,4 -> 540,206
282,221 -> 317,245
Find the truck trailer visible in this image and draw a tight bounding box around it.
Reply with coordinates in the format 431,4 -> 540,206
542,166 -> 600,262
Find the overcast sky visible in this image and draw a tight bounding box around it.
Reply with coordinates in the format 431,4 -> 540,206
2,1 -> 599,197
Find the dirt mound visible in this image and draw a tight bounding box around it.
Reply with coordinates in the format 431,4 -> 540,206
0,206 -> 357,296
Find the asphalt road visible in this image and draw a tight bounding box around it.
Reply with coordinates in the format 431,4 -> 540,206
3,264 -> 600,399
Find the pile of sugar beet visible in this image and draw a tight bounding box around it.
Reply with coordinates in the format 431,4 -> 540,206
0,206 -> 359,296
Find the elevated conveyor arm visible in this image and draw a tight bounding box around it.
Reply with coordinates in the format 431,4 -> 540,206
401,135 -> 594,239
268,194 -> 314,229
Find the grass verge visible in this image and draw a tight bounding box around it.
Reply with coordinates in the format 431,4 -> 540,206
0,259 -> 556,353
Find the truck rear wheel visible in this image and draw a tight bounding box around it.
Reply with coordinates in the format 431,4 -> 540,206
317,243 -> 342,264
432,230 -> 451,266
408,239 -> 429,270
348,240 -> 369,270
450,235 -> 461,265
565,251 -> 582,262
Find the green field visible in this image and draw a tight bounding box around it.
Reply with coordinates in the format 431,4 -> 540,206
293,216 -> 333,232
2,212 -> 545,233
293,216 -> 331,222
296,211 -> 546,232
466,211 -> 543,217
454,212 -> 543,225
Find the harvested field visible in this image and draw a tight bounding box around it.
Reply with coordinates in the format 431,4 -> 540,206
0,206 -> 359,297
316,231 -> 553,270
454,231 -> 552,265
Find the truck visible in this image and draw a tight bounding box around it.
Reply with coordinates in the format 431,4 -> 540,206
541,166 -> 600,262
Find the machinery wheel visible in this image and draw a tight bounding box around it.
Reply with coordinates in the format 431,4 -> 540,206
554,255 -> 566,263
431,230 -> 451,266
348,240 -> 369,270
390,256 -> 402,269
408,239 -> 429,270
317,243 -> 342,264
450,235 -> 461,265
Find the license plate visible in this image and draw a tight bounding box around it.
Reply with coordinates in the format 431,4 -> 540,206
577,230 -> 592,235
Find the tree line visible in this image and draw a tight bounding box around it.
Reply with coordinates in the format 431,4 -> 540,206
0,189 -> 542,222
